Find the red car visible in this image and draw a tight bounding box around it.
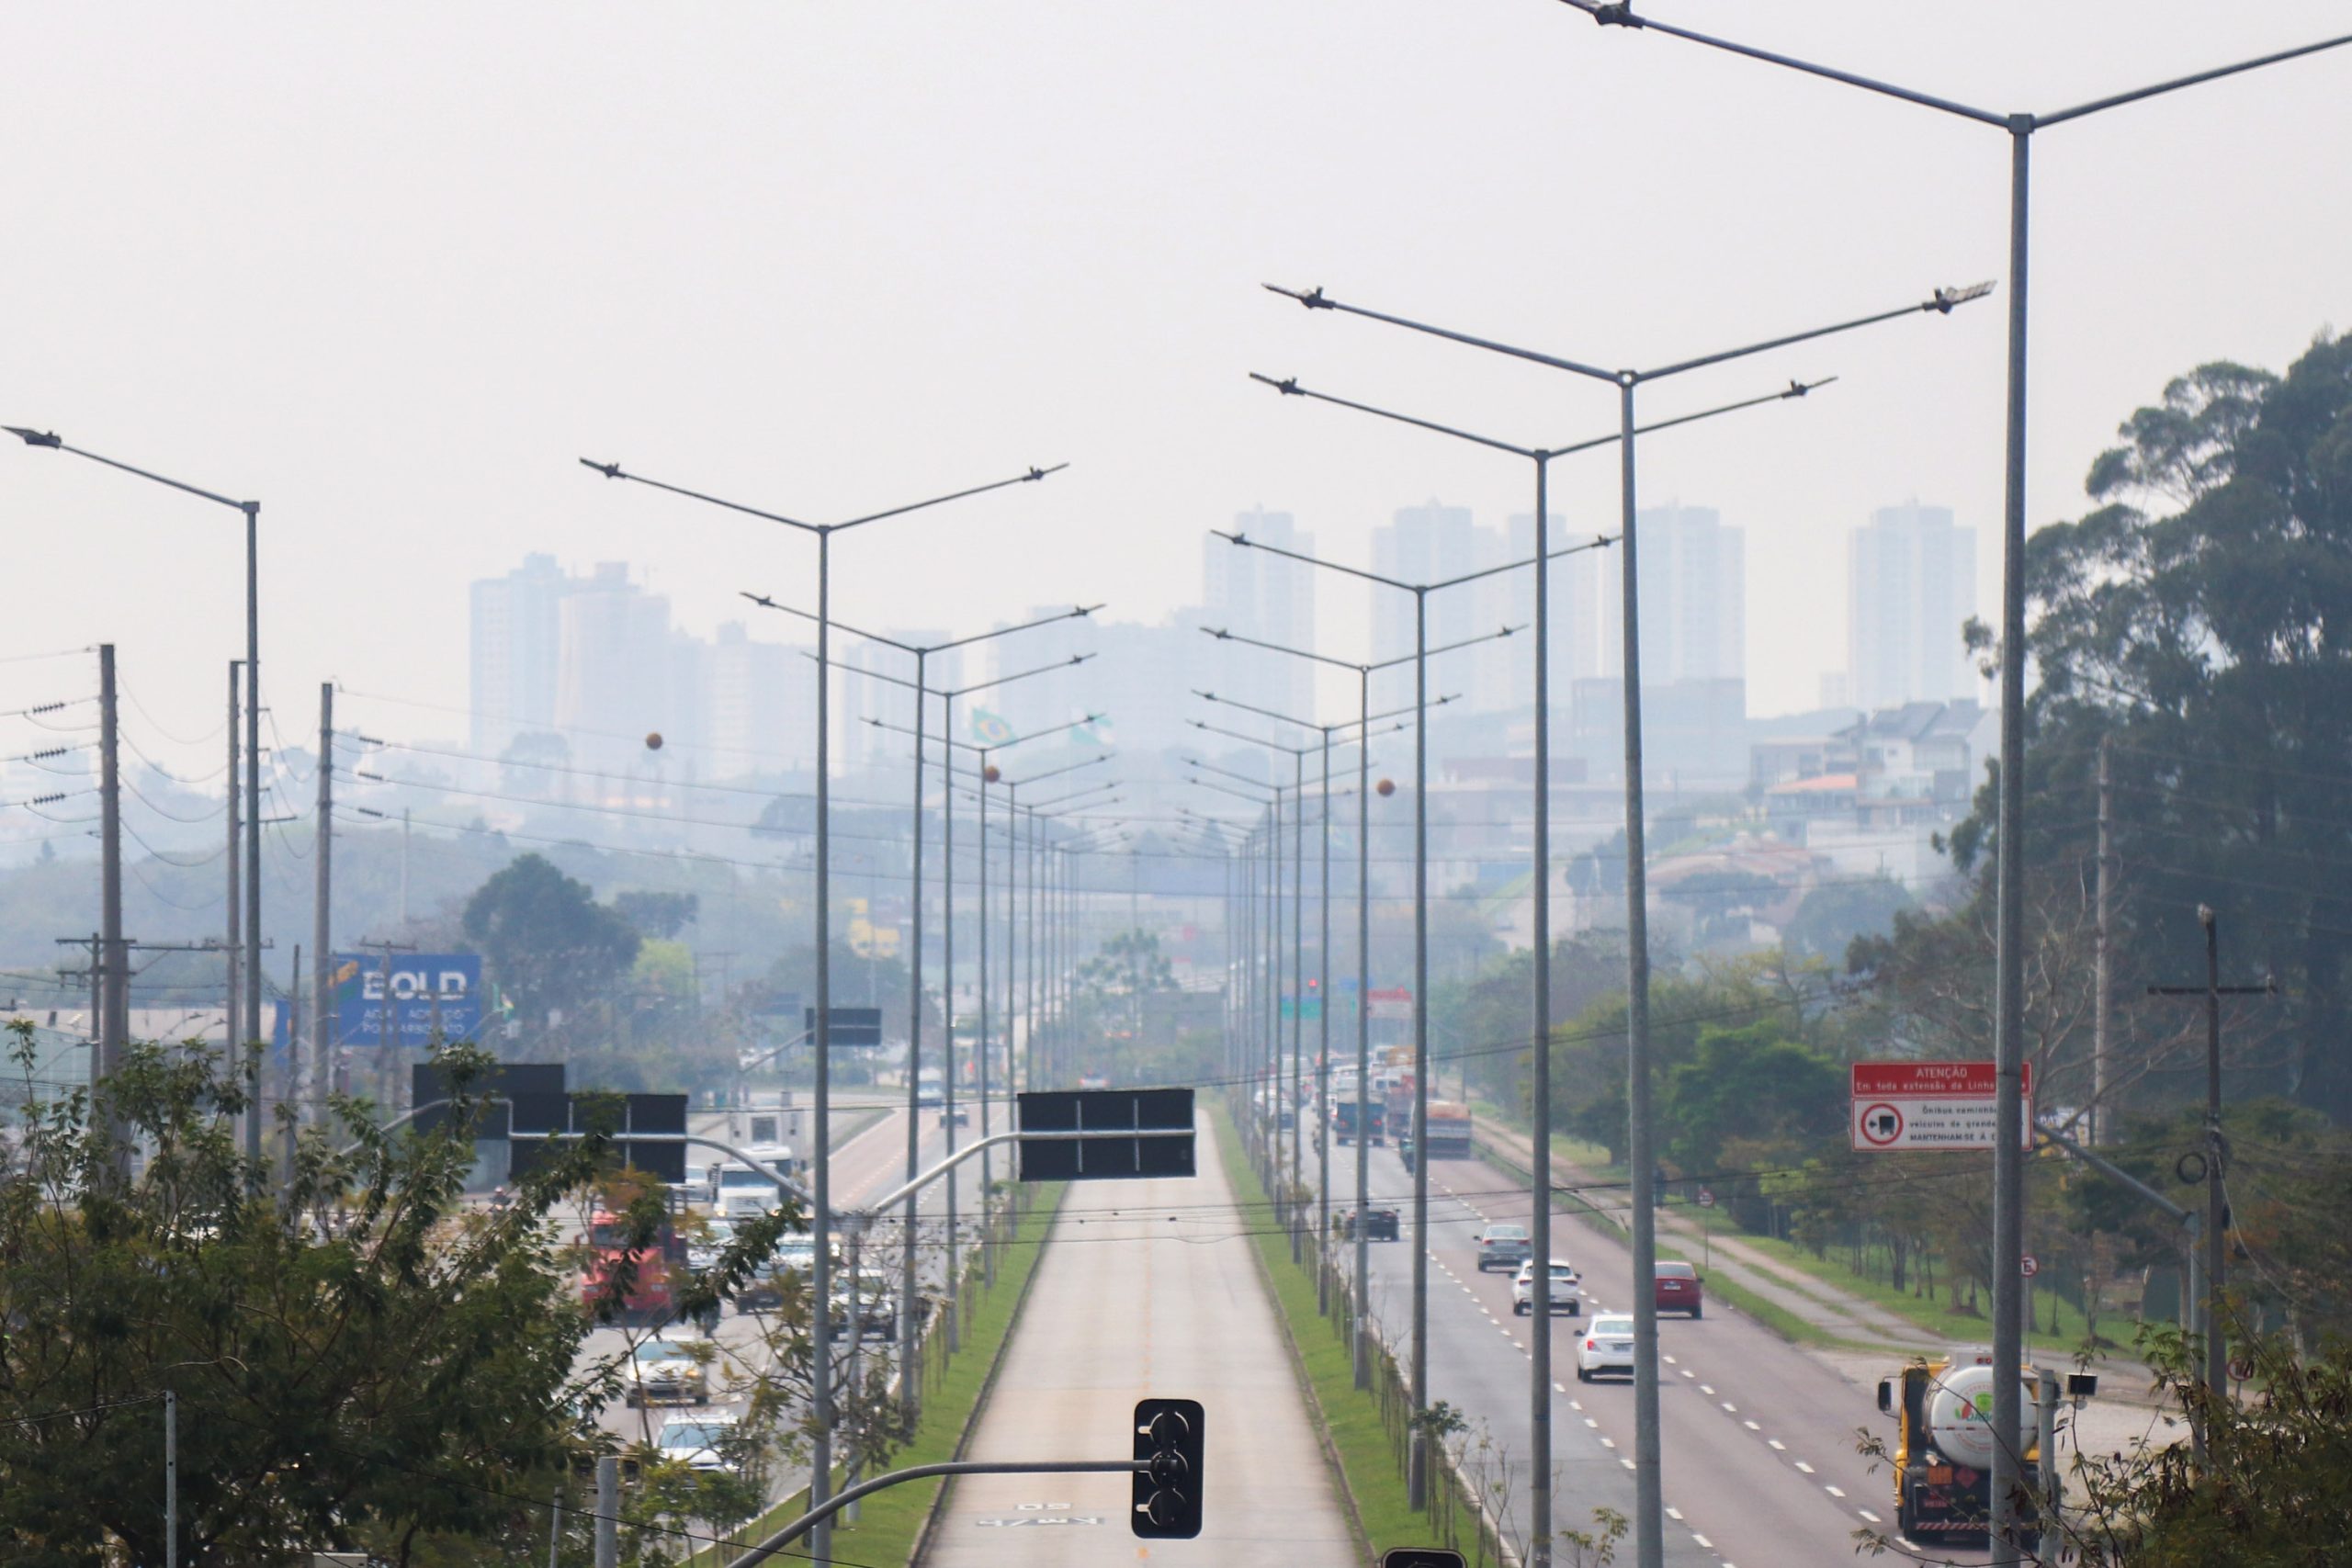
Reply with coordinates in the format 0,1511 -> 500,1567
1655,1259 -> 1702,1318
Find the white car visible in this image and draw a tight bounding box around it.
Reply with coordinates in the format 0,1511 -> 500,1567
1511,1259 -> 1581,1316
657,1415 -> 741,1474
1576,1314 -> 1636,1382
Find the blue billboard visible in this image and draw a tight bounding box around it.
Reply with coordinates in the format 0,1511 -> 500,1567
331,953 -> 483,1046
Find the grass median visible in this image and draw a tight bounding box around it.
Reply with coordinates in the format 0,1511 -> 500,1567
688,1182 -> 1067,1567
1210,1103 -> 1445,1561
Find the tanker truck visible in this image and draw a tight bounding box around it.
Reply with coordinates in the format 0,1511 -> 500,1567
1876,1348 -> 2089,1551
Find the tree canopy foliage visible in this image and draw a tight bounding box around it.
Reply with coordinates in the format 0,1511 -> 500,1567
1953,331 -> 2352,1120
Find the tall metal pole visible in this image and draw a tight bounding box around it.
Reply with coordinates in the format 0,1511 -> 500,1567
810,528 -> 835,1567
900,648 -> 926,1426
1408,589 -> 1431,1512
1317,727 -> 1332,1315
243,501 -> 263,1183
164,1389 -> 176,1568
941,690 -> 961,1352
225,662 -> 241,1086
1354,666 -> 1373,1390
311,682 -> 333,1159
1618,379 -> 1663,1568
1529,453 -> 1555,1566
1290,748 -> 1306,1262
978,755 -> 995,1286
1988,120 -> 2033,1566
2093,734 -> 2113,1146
2201,909 -> 2226,1413
98,645 -> 127,1176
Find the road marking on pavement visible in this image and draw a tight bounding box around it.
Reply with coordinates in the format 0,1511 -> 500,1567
1599,1437 -> 1615,1449
1570,1400 -> 1583,1411
1767,1439 -> 1785,1450
1665,1507 -> 1682,1521
1690,1534 -> 1713,1550
1555,1382 -> 1568,1393
1700,1384 -> 1715,1395
1824,1484 -> 1844,1497
1792,1461 -> 1813,1473
1621,1458 -> 1636,1471
1720,1402 -> 1738,1413
1679,1369 -> 1695,1378
1743,1419 -> 1760,1431
1857,1509 -> 1882,1523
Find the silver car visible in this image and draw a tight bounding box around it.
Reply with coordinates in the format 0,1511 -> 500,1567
657,1415 -> 741,1474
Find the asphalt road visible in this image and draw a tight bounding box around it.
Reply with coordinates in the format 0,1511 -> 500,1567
922,1111 -> 1353,1568
1322,1139 -> 1961,1568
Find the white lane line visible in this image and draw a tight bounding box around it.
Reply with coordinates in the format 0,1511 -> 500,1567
1583,1417 -> 1599,1428
1767,1439 -> 1785,1450
1700,1384 -> 1716,1395
1824,1484 -> 1845,1497
1720,1401 -> 1738,1413
1792,1461 -> 1813,1473
1743,1419 -> 1760,1430
1662,1353 -> 1676,1364
1599,1437 -> 1616,1449
1690,1534 -> 1713,1550
1857,1509 -> 1882,1523
1570,1400 -> 1583,1411
1679,1368 -> 1695,1379
1555,1382 -> 1568,1393
1620,1458 -> 1636,1471
1665,1507 -> 1683,1521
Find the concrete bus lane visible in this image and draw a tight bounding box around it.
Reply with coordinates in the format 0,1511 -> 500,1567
923,1111 -> 1354,1568
1350,1146 -> 1939,1568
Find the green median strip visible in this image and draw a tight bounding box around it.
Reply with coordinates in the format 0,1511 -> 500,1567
1211,1103 -> 1470,1562
687,1183 -> 1067,1568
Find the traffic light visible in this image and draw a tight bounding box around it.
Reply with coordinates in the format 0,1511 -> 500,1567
1132,1397 -> 1204,1539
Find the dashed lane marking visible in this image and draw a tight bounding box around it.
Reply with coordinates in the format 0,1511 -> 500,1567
1857,1509 -> 1882,1523
1665,1507 -> 1682,1521
1691,1535 -> 1713,1550
1792,1461 -> 1813,1473
1620,1458 -> 1636,1471
1584,1417 -> 1599,1428
1743,1420 -> 1760,1431
1824,1484 -> 1845,1498
1767,1439 -> 1785,1451
1555,1382 -> 1568,1393
1700,1384 -> 1716,1395
1720,1402 -> 1738,1413
1679,1369 -> 1695,1379
1600,1437 -> 1616,1449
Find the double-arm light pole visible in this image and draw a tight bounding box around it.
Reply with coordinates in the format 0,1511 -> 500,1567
1249,365 -> 1838,1563
1265,276 -> 1984,1551
7,426 -> 265,1185
1532,9 -> 2347,1557
584,453 -> 1062,1566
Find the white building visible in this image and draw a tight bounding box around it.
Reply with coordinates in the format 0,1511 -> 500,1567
1846,502 -> 1978,711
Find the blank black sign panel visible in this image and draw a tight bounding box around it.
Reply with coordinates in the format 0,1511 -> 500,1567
1016,1088 -> 1195,1181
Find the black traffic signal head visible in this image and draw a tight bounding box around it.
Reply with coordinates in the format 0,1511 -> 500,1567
1132,1397 -> 1204,1539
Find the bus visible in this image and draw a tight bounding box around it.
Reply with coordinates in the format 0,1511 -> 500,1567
580,1207 -> 685,1324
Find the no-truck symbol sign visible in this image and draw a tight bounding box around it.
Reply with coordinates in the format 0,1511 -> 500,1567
1859,1103 -> 1905,1146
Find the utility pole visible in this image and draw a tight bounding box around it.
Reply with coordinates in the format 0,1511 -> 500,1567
2093,735 -> 2113,1145
226,662 -> 242,1068
312,683 -> 334,1139
2149,908 -> 2270,1411
359,936 -> 419,1113
400,806 -> 412,925
98,645 -> 128,1174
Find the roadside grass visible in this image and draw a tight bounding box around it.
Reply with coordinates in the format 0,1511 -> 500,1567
1211,1104 -> 1446,1561
685,1183 -> 1067,1567
1724,1230 -> 2099,1351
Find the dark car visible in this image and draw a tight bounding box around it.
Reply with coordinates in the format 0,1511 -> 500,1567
1655,1258 -> 1702,1317
1340,1206 -> 1401,1242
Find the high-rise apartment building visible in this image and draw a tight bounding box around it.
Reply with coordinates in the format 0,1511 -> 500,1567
1596,504 -> 1746,683
839,632 -> 958,774
1846,502 -> 1977,710
1204,507 -> 1316,722
1370,501 -> 1479,669
468,553 -> 574,755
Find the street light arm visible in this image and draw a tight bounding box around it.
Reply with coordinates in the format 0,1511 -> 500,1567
1193,687 -> 1428,735
932,604 -> 1103,654
741,593 -> 908,650
1189,774 -> 1279,808
1370,623 -> 1526,673
1546,377 -> 1838,457
833,651 -> 1093,696
1555,2 -> 2006,127
831,463 -> 1069,531
1640,284 -> 1991,381
580,458 -> 820,533
1003,750 -> 1110,789
1024,782 -> 1119,812
1212,528 -> 1414,592
1190,717 -> 1313,755
1188,755 -> 1287,792
1265,283 -> 1620,382
10,434 -> 253,513
1200,624 -> 1366,675
2038,31 -> 2352,128
1248,374 -> 1538,457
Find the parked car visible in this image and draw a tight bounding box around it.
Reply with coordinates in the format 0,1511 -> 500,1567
1576,1314 -> 1637,1382
1340,1206 -> 1401,1242
1511,1258 -> 1581,1316
1476,1224 -> 1532,1272
625,1335 -> 710,1407
1655,1258 -> 1703,1317
656,1415 -> 741,1474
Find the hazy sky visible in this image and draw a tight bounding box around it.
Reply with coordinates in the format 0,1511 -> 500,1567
6,1 -> 2346,767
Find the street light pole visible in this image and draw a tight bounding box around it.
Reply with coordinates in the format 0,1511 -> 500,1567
585,455 -> 1062,1565
1267,275 -> 1984,1555
6,427 -> 267,1184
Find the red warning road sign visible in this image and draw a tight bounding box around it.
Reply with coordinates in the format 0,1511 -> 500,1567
1849,1062 -> 2033,1151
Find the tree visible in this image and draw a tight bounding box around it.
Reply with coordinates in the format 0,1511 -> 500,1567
0,1026 -> 624,1565
1781,874 -> 1912,964
615,889 -> 700,941
1658,1020 -> 1843,1179
462,853 -> 642,1047
1951,331 -> 2352,1121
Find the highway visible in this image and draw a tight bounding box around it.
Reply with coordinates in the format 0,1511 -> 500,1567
922,1109 -> 1353,1568
1330,1137 -> 1930,1568
576,1096 -> 1007,1501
